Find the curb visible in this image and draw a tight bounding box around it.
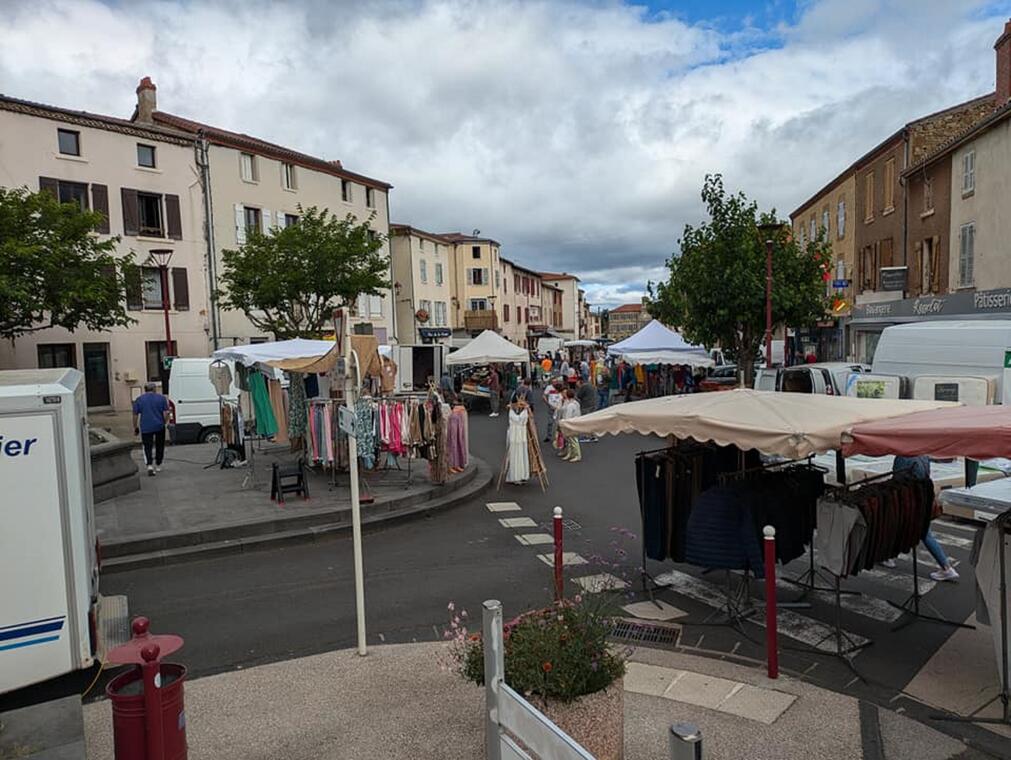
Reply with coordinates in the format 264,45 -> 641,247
100,457 -> 494,573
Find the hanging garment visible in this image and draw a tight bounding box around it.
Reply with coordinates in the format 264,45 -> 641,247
288,372 -> 308,445
304,374 -> 320,399
267,379 -> 289,444
248,372 -> 278,437
447,405 -> 469,470
208,363 -> 233,397
234,363 -> 251,392
814,497 -> 867,577
685,484 -> 766,578
506,408 -> 530,483
355,399 -> 377,469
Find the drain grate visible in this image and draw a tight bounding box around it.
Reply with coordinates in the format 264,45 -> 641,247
562,518 -> 582,532
609,618 -> 681,648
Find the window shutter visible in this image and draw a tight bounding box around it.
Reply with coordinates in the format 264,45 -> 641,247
172,267 -> 190,311
125,265 -> 143,311
121,188 -> 139,236
234,203 -> 246,245
275,211 -> 286,230
262,209 -> 272,233
39,176 -> 59,198
357,293 -> 368,316
163,194 -> 182,240
370,295 -> 382,316
91,184 -> 110,233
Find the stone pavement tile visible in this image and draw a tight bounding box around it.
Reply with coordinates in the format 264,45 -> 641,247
624,662 -> 681,697
622,600 -> 688,622
967,698 -> 1011,740
537,552 -> 587,566
486,501 -> 521,512
571,573 -> 629,592
664,670 -> 742,710
514,533 -> 554,545
717,684 -> 797,725
499,516 -> 538,528
878,705 -> 971,760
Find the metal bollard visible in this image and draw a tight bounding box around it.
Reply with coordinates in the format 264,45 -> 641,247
669,722 -> 704,760
553,506 -> 564,602
763,525 -> 779,679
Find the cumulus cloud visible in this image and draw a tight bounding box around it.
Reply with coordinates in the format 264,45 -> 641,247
0,0 -> 1008,308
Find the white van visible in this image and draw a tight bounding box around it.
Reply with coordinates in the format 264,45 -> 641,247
756,362 -> 870,395
871,320 -> 1011,404
167,357 -> 239,444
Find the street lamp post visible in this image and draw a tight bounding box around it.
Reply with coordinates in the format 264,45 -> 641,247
756,223 -> 785,369
149,249 -> 175,363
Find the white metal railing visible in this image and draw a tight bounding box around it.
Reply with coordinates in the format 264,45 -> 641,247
483,599 -> 596,760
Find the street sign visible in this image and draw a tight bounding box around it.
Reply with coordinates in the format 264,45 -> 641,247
832,279 -> 850,289
1003,350 -> 1011,369
879,267 -> 908,292
162,356 -> 176,371
338,405 -> 356,437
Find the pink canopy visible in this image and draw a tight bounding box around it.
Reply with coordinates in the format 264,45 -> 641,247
842,405 -> 1011,459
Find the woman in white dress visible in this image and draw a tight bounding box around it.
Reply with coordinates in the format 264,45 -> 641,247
505,401 -> 531,484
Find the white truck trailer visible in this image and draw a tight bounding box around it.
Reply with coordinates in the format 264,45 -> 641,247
1,369 -> 107,694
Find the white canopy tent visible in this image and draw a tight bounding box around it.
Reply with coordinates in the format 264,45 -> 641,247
564,340 -> 598,348
607,321 -> 711,367
212,338 -> 336,367
445,330 -> 529,366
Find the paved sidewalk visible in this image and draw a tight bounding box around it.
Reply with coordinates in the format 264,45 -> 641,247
82,642 -> 982,760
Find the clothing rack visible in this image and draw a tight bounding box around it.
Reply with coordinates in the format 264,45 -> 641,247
204,359 -> 231,470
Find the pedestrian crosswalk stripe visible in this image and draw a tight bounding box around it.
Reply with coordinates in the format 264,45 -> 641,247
537,552 -> 587,567
930,532 -> 974,551
860,567 -> 935,597
654,569 -> 870,654
514,533 -> 554,546
486,502 -> 522,512
498,517 -> 538,528
775,578 -> 901,623
571,573 -> 629,592
935,520 -> 980,535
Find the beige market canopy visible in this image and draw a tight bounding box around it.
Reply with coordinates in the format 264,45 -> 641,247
558,389 -> 955,460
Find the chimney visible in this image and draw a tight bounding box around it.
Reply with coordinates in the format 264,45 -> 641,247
996,19 -> 1011,104
135,76 -> 157,122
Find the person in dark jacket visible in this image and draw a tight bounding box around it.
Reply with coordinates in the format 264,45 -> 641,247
574,378 -> 597,442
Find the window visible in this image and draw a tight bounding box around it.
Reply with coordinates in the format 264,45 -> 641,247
240,152 -> 258,182
434,301 -> 447,326
525,307 -> 530,323
920,238 -> 935,294
809,216 -> 816,243
58,181 -> 89,211
923,176 -> 934,214
284,213 -> 299,227
837,199 -> 846,239
419,238 -> 426,251
469,299 -> 488,311
864,172 -> 875,221
282,162 -> 297,190
341,179 -> 352,202
137,192 -> 163,236
419,299 -> 432,316
141,267 -> 166,309
435,262 -> 444,285
468,268 -> 488,285
504,304 -> 510,322
821,208 -> 830,238
244,206 -> 261,235
365,187 -> 375,208
145,341 -> 169,383
962,150 -> 976,195
495,270 -> 501,289
37,343 -> 76,369
797,225 -> 805,247
883,158 -> 895,212
419,259 -> 428,284
57,129 -> 80,156
959,223 -> 975,288
137,144 -> 156,168
472,245 -> 481,259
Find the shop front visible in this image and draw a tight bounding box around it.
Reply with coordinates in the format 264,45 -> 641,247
418,327 -> 452,346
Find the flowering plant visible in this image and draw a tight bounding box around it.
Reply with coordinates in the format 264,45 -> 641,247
445,595 -> 626,704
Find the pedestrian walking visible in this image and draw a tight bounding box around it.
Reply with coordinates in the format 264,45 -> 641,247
541,355 -> 553,376
543,378 -> 564,444
559,389 -> 582,462
579,359 -> 590,382
575,378 -> 597,442
132,381 -> 170,476
891,455 -> 960,581
439,371 -> 454,398
488,365 -> 501,417
513,377 -> 534,408
595,364 -> 611,409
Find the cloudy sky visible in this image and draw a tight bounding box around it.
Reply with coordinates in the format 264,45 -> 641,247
2,0 -> 1009,308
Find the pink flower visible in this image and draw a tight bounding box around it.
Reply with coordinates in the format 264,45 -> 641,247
447,602 -> 455,612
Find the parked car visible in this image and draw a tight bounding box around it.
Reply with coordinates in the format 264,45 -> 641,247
699,364 -> 738,392
755,362 -> 871,395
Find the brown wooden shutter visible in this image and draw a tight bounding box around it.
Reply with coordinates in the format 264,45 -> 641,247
171,267 -> 189,311
165,194 -> 182,240
39,176 -> 59,198
125,265 -> 143,310
930,236 -> 941,294
91,184 -> 110,234
912,242 -> 923,295
121,188 -> 139,236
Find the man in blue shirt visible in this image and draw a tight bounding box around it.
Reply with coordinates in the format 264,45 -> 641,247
133,382 -> 169,476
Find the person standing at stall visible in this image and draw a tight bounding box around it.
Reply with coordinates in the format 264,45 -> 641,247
892,455 -> 960,582
595,363 -> 611,409
559,389 -> 582,462
133,382 -> 170,476
543,378 -> 564,444
488,364 -> 502,418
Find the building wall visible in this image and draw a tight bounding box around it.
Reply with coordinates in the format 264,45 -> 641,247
853,138 -> 905,298
949,120 -> 1011,292
450,239 -> 501,330
608,309 -> 643,341
206,144 -> 394,344
390,229 -> 452,345
905,157 -> 952,296
0,108 -> 207,411
791,173 -> 857,310
543,277 -> 579,338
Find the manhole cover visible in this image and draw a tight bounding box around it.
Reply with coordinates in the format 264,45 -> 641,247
609,618 -> 681,648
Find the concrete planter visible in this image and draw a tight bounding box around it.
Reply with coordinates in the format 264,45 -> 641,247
89,428 -> 140,503
530,679 -> 624,760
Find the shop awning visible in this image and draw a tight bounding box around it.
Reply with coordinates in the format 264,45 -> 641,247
446,330 -> 528,366
842,405 -> 1011,460
559,389 -> 954,459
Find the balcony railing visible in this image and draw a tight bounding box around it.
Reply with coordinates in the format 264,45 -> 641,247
464,309 -> 499,331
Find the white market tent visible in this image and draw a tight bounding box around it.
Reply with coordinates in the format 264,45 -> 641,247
446,330 -> 529,366
559,388 -> 954,460
564,340 -> 598,348
212,338 -> 336,367
606,320 -> 713,368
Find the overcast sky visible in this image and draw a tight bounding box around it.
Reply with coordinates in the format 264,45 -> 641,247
2,0 -> 1009,308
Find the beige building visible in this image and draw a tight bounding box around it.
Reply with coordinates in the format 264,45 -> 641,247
542,282 -> 564,333
136,79 -> 396,345
607,303 -> 650,341
0,93 -> 208,411
439,232 -> 503,334
540,273 -> 582,339
389,224 -> 453,345
500,258 -> 543,348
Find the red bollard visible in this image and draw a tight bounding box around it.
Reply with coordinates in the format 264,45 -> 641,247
763,526 -> 779,679
553,506 -> 564,602
141,644 -> 166,760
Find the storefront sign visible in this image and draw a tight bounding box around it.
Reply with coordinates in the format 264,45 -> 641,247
879,267 -> 908,292
851,287 -> 1011,323
418,328 -> 452,339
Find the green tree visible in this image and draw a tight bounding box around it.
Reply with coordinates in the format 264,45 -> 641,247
217,206 -> 390,339
0,186 -> 134,340
649,175 -> 829,385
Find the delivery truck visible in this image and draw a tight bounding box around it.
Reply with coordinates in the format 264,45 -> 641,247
1,369 -> 120,696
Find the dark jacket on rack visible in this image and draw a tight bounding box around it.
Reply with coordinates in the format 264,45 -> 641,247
685,485 -> 765,577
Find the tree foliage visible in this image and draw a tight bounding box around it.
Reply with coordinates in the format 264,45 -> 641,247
217,206 -> 391,339
649,175 -> 829,384
0,186 -> 134,340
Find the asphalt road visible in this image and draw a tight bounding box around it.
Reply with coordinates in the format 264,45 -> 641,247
82,406 -> 996,749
